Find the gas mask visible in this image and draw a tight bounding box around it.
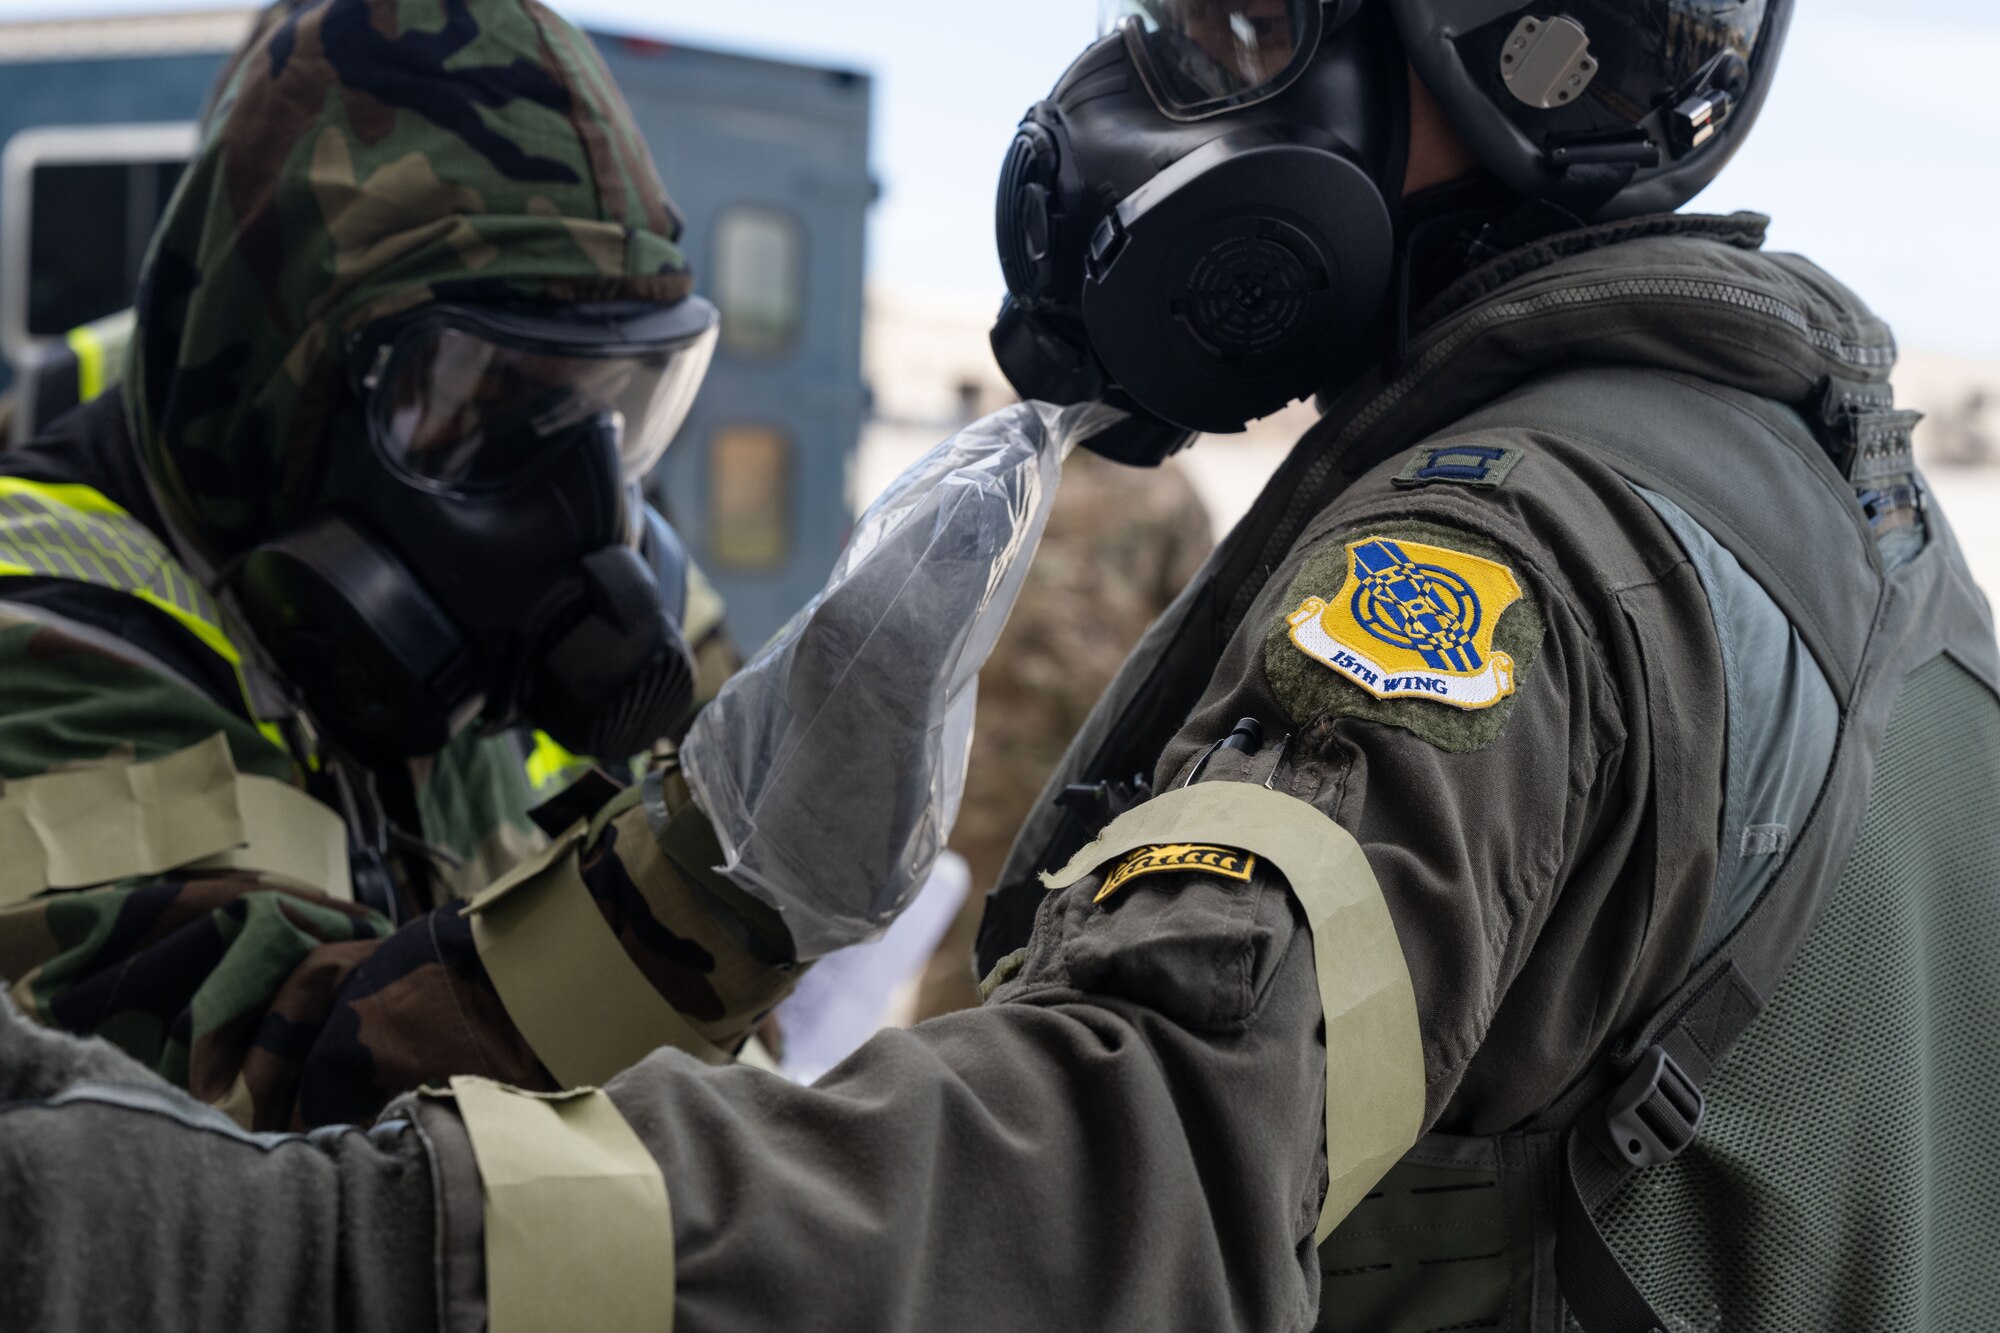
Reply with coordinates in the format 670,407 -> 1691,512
237,298 -> 719,766
992,0 -> 1405,465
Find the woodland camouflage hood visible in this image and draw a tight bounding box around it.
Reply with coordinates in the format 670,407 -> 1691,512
127,0 -> 693,558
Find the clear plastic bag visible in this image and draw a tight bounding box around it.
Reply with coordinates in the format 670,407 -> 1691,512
682,400 -> 1113,960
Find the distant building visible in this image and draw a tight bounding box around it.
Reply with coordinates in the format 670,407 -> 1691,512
1897,351 -> 2000,468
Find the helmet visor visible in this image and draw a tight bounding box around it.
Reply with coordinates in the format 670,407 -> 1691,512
1564,0 -> 1772,110
1100,0 -> 1322,120
363,298 -> 718,493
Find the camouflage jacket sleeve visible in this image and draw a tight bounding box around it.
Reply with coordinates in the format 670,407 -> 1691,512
0,616 -> 792,1132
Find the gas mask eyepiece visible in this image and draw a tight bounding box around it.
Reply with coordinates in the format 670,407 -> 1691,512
993,1 -> 1398,465
1099,0 -> 1363,121
239,299 -> 718,766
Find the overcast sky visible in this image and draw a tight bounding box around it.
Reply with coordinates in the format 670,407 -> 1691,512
2,0 -> 1995,359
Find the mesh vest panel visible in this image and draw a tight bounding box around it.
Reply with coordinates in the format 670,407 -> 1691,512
1581,654 -> 2000,1331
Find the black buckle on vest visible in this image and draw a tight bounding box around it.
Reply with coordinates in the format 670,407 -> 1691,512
1054,774 -> 1152,837
1602,1045 -> 1704,1169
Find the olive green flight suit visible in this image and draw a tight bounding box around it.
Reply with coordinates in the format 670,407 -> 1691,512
6,213 -> 1997,1333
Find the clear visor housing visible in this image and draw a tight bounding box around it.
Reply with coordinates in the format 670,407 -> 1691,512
364,298 -> 718,493
1099,0 -> 1321,120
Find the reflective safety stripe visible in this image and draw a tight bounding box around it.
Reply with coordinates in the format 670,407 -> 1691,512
466,820 -> 731,1088
1041,782 -> 1424,1243
0,476 -> 289,757
525,729 -> 586,793
65,323 -> 108,404
0,732 -> 350,904
448,1076 -> 675,1333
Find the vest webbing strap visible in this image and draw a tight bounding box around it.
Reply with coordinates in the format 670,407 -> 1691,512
1556,967 -> 1760,1332
0,477 -> 288,756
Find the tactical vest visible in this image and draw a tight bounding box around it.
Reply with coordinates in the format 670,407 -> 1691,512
0,475 -> 380,906
0,469 -> 554,915
13,310 -> 136,442
979,214 -> 2000,1330
0,474 -> 289,757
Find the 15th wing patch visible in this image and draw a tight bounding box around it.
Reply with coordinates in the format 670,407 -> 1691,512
1096,844 -> 1256,905
1286,534 -> 1523,711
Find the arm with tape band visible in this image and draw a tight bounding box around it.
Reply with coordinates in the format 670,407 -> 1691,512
405,776 -> 1405,1332
1,729 -> 800,1129
1038,782 -> 1424,1243
292,767 -> 799,1122
4,774 -> 1390,1330
457,770 -> 783,1088
7,401 -> 1092,1124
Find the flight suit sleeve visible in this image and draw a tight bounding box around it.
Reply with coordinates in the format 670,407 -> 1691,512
0,989 -> 440,1333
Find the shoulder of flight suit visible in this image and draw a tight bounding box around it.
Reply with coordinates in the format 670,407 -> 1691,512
1159,414 -> 1733,1132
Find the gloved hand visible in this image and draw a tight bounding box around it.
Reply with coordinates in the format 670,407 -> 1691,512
682,401 -> 1116,961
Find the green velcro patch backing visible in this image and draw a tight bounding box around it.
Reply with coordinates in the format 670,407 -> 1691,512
1262,520 -> 1545,753
1393,443 -> 1526,491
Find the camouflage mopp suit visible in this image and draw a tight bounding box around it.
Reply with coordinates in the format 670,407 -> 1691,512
0,0 -> 784,1135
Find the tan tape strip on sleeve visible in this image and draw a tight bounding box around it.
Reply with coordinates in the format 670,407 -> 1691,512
467,822 -> 731,1089
1041,782 -> 1424,1243
0,733 -> 353,907
184,774 -> 351,899
448,1075 -> 675,1333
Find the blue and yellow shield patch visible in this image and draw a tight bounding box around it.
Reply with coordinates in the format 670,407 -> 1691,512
1286,535 -> 1523,711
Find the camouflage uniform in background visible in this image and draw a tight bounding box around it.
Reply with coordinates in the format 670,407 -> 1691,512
915,448 -> 1212,1018
0,0 -> 786,1132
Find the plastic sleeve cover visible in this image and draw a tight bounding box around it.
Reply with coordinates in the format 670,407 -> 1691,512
681,401 -> 1115,961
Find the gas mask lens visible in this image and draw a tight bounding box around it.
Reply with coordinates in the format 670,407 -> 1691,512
1099,0 -> 1320,120
364,298 -> 718,493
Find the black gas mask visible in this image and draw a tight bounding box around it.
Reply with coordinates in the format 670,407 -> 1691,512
237,298 -> 719,767
993,0 -> 1405,465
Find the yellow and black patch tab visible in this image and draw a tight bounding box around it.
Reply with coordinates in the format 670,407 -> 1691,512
1096,844 -> 1256,905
